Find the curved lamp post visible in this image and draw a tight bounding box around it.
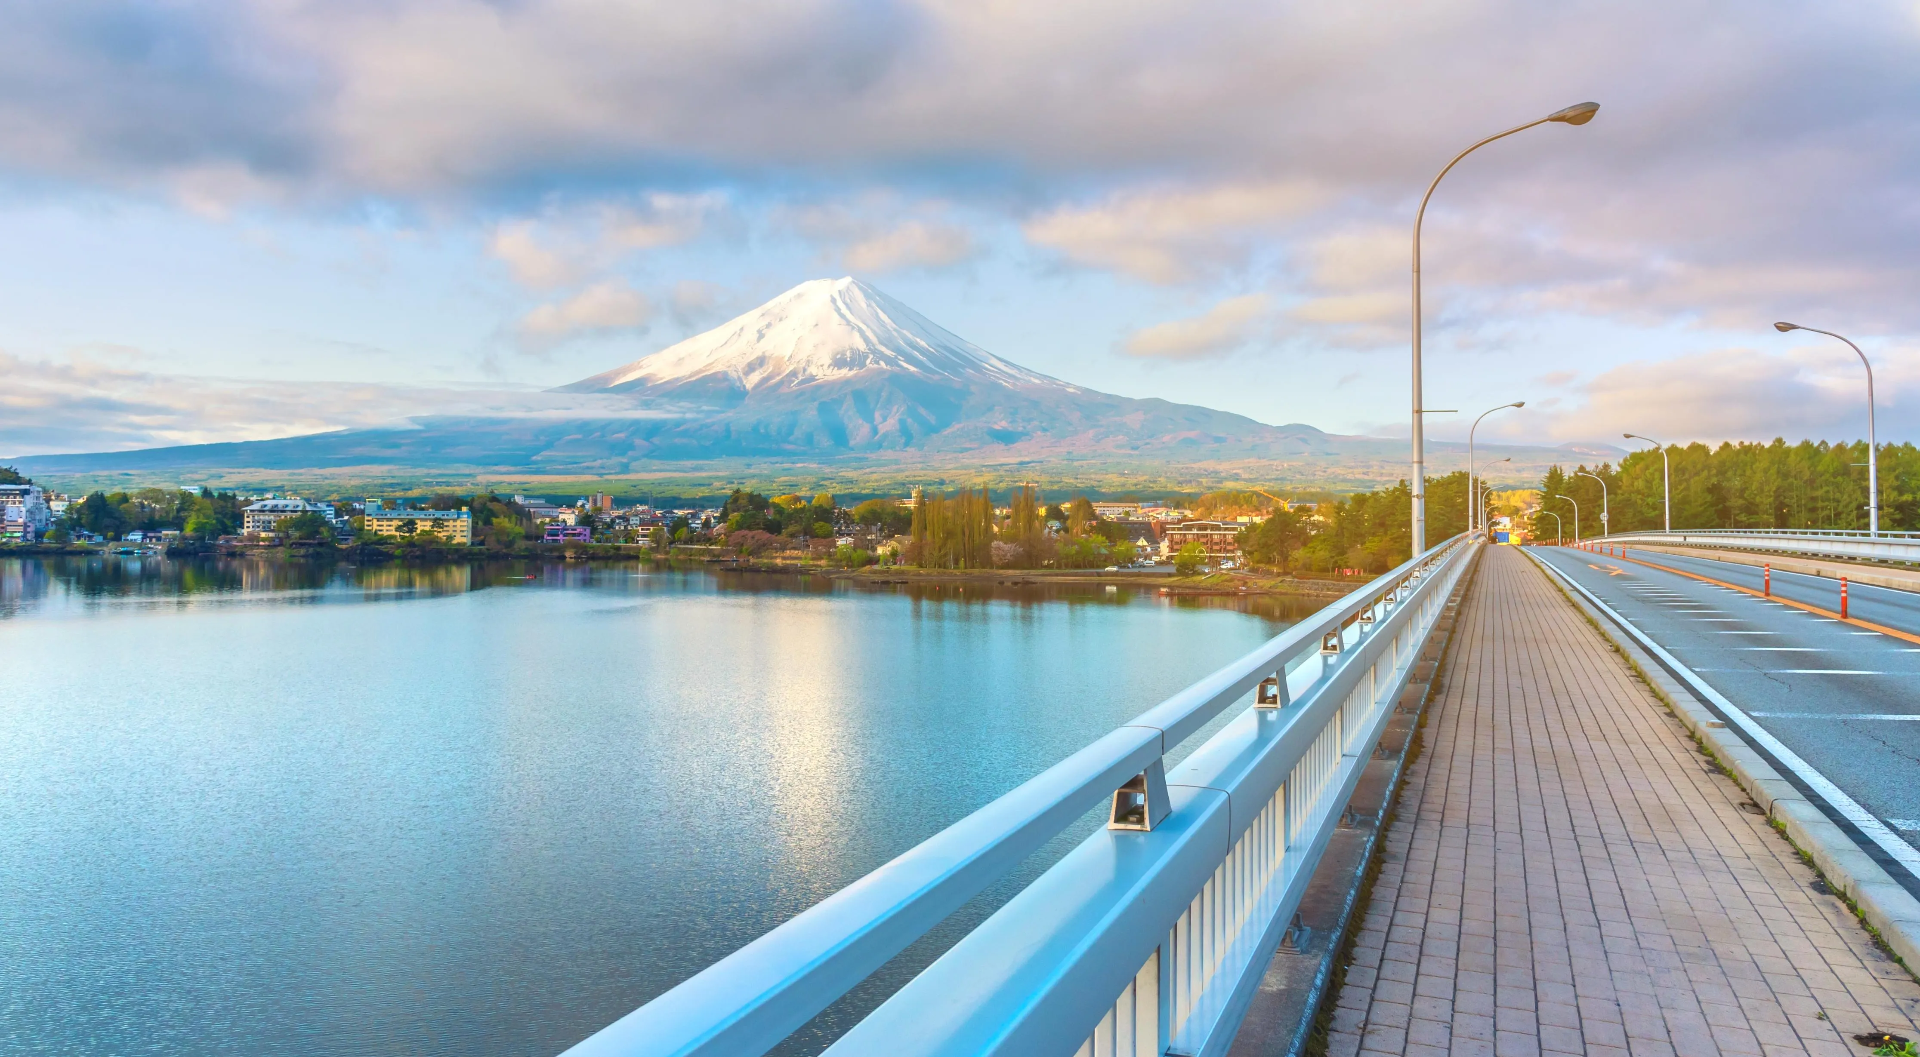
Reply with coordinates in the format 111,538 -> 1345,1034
1478,458 -> 1510,534
1554,493 -> 1581,545
1468,401 -> 1525,534
1623,433 -> 1669,533
1410,102 -> 1599,554
1575,470 -> 1609,537
1541,508 -> 1564,546
1775,322 -> 1878,536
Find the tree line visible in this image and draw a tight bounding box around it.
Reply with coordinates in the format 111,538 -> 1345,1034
1528,439 -> 1918,540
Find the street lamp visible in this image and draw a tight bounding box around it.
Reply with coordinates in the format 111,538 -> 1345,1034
1410,102 -> 1599,554
1468,401 -> 1525,534
1541,508 -> 1563,546
1479,458 -> 1510,534
1575,470 -> 1609,537
1623,434 -> 1669,533
1775,322 -> 1879,536
1554,493 -> 1581,544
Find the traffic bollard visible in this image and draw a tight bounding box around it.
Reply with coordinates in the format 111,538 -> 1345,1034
1841,577 -> 1849,620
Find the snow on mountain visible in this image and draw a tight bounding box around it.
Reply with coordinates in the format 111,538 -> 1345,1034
560,277 -> 1075,395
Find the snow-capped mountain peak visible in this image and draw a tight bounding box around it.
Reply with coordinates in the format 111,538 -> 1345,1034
560,277 -> 1073,395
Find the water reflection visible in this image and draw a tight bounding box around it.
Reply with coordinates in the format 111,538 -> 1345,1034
0,554 -> 1333,1057
2,554 -> 1331,625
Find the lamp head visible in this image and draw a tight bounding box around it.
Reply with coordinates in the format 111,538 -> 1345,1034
1774,322 -> 1799,333
1547,102 -> 1600,125
1512,401 -> 1526,408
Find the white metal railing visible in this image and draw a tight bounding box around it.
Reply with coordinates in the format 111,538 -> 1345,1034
1603,528 -> 1920,564
561,535 -> 1475,1057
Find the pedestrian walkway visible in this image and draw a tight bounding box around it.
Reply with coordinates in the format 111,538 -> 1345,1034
1327,546 -> 1920,1057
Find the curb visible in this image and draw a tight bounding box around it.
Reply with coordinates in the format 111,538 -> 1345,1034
1543,554 -> 1920,978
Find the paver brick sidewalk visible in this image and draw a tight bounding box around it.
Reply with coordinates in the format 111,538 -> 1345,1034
1326,547 -> 1920,1057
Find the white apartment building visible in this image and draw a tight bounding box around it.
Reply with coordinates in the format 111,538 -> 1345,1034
0,484 -> 52,542
241,498 -> 334,535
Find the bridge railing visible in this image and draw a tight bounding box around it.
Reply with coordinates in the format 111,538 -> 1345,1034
1602,528 -> 1920,564
562,534 -> 1475,1057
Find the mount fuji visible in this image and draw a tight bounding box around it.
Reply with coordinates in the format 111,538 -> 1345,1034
13,277 -> 1548,484
540,276 -> 1309,456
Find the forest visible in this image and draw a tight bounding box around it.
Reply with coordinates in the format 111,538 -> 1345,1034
1528,440 -> 1918,541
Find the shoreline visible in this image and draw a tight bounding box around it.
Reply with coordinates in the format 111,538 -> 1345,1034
4,543 -> 1378,598
730,562 -> 1371,597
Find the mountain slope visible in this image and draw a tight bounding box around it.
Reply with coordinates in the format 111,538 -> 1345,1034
7,276 -> 1597,481
559,277 -> 1071,398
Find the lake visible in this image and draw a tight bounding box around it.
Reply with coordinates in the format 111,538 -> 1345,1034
0,556 -> 1323,1056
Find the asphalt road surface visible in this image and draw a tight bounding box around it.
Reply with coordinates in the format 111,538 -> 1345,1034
1530,545 -> 1920,861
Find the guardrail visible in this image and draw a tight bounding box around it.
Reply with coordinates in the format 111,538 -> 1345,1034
1601,529 -> 1920,565
562,535 -> 1476,1057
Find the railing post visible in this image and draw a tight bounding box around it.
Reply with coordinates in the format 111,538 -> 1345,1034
1109,758 -> 1170,832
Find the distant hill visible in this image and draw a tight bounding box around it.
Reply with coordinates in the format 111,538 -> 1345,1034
6,277 -> 1619,487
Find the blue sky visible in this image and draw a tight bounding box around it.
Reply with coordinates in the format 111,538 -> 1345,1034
4,0 -> 1919,456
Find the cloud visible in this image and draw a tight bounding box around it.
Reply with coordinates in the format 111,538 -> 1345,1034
516,281 -> 653,350
490,222 -> 584,288
488,194 -> 724,289
1523,343 -> 1920,443
1120,295 -> 1271,360
0,351 -> 683,457
843,220 -> 976,272
1025,182 -> 1324,284
782,197 -> 980,274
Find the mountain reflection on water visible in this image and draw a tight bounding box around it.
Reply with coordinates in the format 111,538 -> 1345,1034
0,554 -> 1334,1057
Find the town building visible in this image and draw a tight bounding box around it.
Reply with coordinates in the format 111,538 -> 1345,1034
363,501 -> 472,544
240,498 -> 336,535
0,484 -> 52,542
1161,520 -> 1243,560
1106,518 -> 1164,554
544,525 -> 591,542
514,496 -> 565,522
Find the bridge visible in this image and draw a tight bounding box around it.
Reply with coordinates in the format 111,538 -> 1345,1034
563,533 -> 1920,1057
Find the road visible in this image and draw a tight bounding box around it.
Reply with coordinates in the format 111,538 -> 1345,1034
1530,544 -> 1920,879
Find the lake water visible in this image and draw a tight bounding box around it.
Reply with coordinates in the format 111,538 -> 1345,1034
0,556 -> 1322,1056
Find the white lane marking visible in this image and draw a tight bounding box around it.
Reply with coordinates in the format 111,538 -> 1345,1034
1750,713 -> 1920,720
1528,551 -> 1920,883
1692,669 -> 1891,675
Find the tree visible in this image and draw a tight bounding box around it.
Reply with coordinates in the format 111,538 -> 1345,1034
1237,508 -> 1309,570
0,466 -> 28,485
396,518 -> 419,537
1065,496 -> 1095,537
833,544 -> 875,568
274,512 -> 333,542
1174,541 -> 1207,576
729,529 -> 779,555
1001,484 -> 1049,568
911,486 -> 995,568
